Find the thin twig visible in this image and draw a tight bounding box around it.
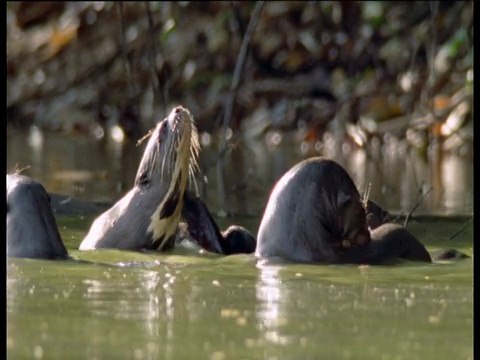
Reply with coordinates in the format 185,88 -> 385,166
403,187 -> 432,227
144,1 -> 168,114
216,1 -> 264,215
449,217 -> 473,241
219,1 -> 265,155
116,2 -> 137,100
427,1 -> 438,112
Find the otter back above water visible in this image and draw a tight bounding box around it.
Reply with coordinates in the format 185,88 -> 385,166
79,106 -> 200,252
255,157 -> 371,263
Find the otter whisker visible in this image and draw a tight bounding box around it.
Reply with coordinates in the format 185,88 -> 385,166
188,167 -> 200,197
362,183 -> 372,208
189,124 -> 200,175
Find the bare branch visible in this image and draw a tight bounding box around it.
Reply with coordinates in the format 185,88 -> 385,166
449,217 -> 473,241
403,187 -> 432,228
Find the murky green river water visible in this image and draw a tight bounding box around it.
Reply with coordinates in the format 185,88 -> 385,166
7,218 -> 473,360
7,127 -> 473,359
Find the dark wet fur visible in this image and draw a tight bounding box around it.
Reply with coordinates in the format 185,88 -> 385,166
182,191 -> 256,255
255,158 -> 373,263
349,223 -> 433,264
365,200 -> 391,230
430,248 -> 470,261
7,174 -> 69,259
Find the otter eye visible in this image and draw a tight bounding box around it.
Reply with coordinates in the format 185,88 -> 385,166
138,172 -> 149,186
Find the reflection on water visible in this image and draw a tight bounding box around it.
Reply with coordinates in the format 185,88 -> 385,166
255,264 -> 288,346
7,125 -> 141,202
80,268 -> 166,358
252,261 -> 473,359
7,247 -> 473,359
82,270 -> 162,320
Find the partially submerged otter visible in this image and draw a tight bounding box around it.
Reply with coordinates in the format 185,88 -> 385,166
79,106 -> 200,251
7,173 -> 69,259
253,157 -> 436,263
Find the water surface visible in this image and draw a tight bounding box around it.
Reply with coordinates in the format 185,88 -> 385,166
7,216 -> 473,360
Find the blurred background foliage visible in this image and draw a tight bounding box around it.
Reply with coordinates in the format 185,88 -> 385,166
6,1 -> 473,158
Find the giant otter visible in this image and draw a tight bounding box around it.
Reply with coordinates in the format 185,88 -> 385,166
79,106 -> 200,252
7,173 -> 69,259
254,157 -> 433,264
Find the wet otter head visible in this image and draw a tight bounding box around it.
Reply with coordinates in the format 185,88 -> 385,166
79,105 -> 200,252
7,173 -> 68,259
137,105 -> 200,250
136,106 -> 199,187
